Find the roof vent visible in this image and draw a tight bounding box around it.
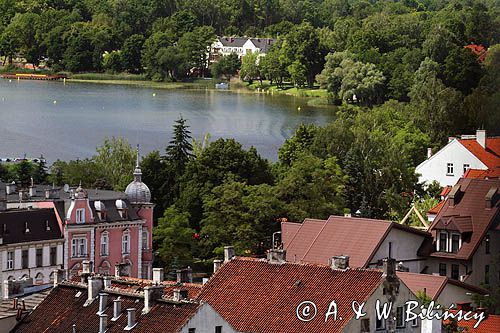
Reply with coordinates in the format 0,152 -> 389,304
98,313 -> 107,333
213,259 -> 223,273
224,246 -> 235,262
45,220 -> 51,231
111,298 -> 121,321
24,222 -> 30,234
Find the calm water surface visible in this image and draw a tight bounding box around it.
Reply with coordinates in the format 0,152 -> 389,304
0,80 -> 335,162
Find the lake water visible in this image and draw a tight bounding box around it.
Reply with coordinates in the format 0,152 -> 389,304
0,79 -> 335,162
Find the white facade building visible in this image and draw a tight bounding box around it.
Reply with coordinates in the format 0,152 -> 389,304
415,130 -> 499,187
209,36 -> 275,64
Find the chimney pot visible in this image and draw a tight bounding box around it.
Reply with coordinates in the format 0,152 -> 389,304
124,308 -> 137,331
476,129 -> 486,148
143,285 -> 163,314
53,269 -> 65,287
152,268 -> 164,284
329,255 -> 349,270
103,276 -> 112,289
213,259 -> 223,273
111,298 -> 121,321
224,246 -> 235,262
87,276 -> 103,302
98,313 -> 107,333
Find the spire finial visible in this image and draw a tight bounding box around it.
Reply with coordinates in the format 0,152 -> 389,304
136,144 -> 140,168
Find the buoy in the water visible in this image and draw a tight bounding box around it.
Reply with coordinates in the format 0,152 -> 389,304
9,80 -> 12,82
53,100 -> 57,104
152,93 -> 156,97
297,106 -> 301,111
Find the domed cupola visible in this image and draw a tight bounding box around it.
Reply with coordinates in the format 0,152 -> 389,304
125,145 -> 151,204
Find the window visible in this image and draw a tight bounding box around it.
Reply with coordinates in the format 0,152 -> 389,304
142,230 -> 149,250
7,251 -> 14,270
485,234 -> 490,254
36,248 -> 43,267
439,263 -> 447,277
50,247 -> 57,266
439,232 -> 448,252
485,265 -> 489,285
76,208 -> 85,223
122,230 -> 130,254
447,163 -> 454,175
451,264 -> 459,280
35,273 -> 43,284
49,272 -> 55,282
376,316 -> 385,330
71,237 -> 87,258
396,307 -> 405,328
360,319 -> 370,332
463,164 -> 470,174
215,326 -> 222,333
412,316 -> 418,327
100,232 -> 109,256
22,249 -> 28,269
188,329 -> 196,333
451,234 -> 460,253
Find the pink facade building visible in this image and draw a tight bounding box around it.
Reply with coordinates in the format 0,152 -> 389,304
64,158 -> 154,279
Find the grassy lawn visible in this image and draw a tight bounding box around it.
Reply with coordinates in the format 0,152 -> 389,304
245,80 -> 329,98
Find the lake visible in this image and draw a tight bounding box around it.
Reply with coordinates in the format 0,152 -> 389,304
0,79 -> 335,162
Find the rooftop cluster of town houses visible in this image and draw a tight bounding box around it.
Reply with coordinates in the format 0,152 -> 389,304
0,129 -> 498,332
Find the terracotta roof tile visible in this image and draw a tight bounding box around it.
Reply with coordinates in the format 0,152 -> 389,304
13,285 -> 200,333
430,178 -> 500,260
459,138 -> 500,170
428,200 -> 445,215
397,272 -> 447,300
198,257 -> 383,333
464,168 -> 500,179
445,310 -> 500,332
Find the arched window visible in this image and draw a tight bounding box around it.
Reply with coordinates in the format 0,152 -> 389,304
99,261 -> 111,275
21,274 -> 28,280
142,230 -> 149,250
7,276 -> 14,281
122,230 -> 130,254
100,232 -> 109,256
35,273 -> 44,284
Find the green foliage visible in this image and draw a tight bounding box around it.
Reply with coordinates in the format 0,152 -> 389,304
32,155 -> 48,184
211,53 -> 240,78
154,206 -> 196,269
279,123 -> 317,166
14,160 -> 34,188
165,116 -> 193,178
121,34 -> 144,73
239,52 -> 260,83
102,50 -> 122,73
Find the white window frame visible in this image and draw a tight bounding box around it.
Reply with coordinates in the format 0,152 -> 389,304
451,233 -> 461,253
6,251 -> 14,270
100,232 -> 109,256
76,208 -> 85,223
438,231 -> 448,252
446,163 -> 454,176
142,230 -> 149,250
463,163 -> 470,174
122,230 -> 131,254
71,237 -> 87,258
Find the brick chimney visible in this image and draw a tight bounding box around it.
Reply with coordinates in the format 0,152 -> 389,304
125,308 -> 137,330
329,256 -> 349,270
176,267 -> 193,283
111,298 -> 122,321
53,269 -> 65,287
268,249 -> 286,263
143,285 -> 163,314
115,262 -> 130,278
476,129 -> 486,148
485,187 -> 497,209
103,276 -> 112,289
173,288 -> 189,302
87,276 -> 103,304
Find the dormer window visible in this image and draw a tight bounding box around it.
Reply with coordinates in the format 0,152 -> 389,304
438,232 -> 448,252
76,208 -> 85,223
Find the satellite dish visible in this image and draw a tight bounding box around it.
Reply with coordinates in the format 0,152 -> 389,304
63,184 -> 70,193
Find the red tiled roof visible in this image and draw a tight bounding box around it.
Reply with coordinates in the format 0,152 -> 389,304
428,200 -> 445,215
397,272 -> 487,302
430,178 -> 500,260
445,310 -> 500,332
459,138 -> 500,170
281,221 -> 302,248
198,257 -> 384,333
464,44 -> 488,62
397,272 -> 447,300
13,284 -> 200,333
284,215 -> 430,267
464,168 -> 500,179
441,186 -> 452,197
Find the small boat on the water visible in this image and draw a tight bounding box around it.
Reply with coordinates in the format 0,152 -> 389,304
0,73 -> 67,81
215,82 -> 229,89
